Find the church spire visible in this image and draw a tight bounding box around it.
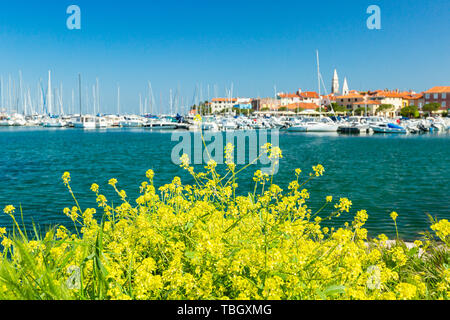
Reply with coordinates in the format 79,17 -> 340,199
331,69 -> 339,94
342,77 -> 349,96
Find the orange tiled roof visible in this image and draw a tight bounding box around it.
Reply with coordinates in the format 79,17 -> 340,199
299,91 -> 319,99
278,93 -> 300,98
335,93 -> 363,99
211,98 -> 237,102
371,91 -> 404,98
281,102 -> 318,110
352,100 -> 380,105
403,93 -> 423,100
321,94 -> 336,101
424,86 -> 450,93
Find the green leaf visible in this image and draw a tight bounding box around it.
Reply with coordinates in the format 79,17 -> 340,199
407,247 -> 419,257
323,285 -> 346,297
184,221 -> 195,231
184,251 -> 195,259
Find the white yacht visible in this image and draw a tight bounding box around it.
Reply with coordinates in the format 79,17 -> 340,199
148,117 -> 178,130
289,117 -> 338,132
42,118 -> 66,128
220,118 -> 238,131
284,118 -> 307,132
11,113 -> 27,126
73,115 -> 96,129
119,115 -> 144,127
0,115 -> 13,126
338,116 -> 370,134
96,116 -> 108,128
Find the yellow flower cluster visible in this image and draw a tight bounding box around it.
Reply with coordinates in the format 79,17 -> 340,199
431,219 -> 450,243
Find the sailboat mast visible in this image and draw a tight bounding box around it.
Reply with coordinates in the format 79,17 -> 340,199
48,70 -> 53,115
96,77 -> 99,115
117,86 -> 120,115
170,89 -> 173,115
92,84 -> 96,115
60,83 -> 64,115
0,76 -> 3,111
71,89 -> 75,115
149,81 -> 156,116
19,70 -> 24,115
316,50 -> 321,114
8,75 -> 11,113
78,74 -> 82,116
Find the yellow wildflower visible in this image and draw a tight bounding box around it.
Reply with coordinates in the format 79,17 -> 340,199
390,211 -> 398,221
3,205 -> 15,215
90,183 -> 99,193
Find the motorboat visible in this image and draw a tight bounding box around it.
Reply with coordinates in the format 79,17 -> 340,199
10,113 -> 27,126
147,117 -> 178,130
73,115 -> 96,129
119,115 -> 144,127
370,122 -> 407,134
338,116 -> 370,134
0,115 -> 13,126
220,118 -> 238,131
290,116 -> 339,132
283,118 -> 307,132
96,116 -> 108,128
42,118 -> 66,128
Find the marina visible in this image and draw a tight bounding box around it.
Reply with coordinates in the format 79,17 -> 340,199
0,111 -> 449,135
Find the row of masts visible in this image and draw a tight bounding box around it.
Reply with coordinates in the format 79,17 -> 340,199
0,71 -> 101,116
0,71 -> 238,117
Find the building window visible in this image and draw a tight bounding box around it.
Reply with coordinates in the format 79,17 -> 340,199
425,93 -> 430,99
442,102 -> 446,107
434,93 -> 438,99
443,93 -> 447,99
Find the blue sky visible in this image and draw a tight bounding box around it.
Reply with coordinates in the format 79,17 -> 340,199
0,0 -> 449,114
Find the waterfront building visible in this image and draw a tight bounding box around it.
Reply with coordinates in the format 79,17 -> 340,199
401,92 -> 424,109
335,92 -> 364,109
298,91 -> 320,105
423,86 -> 450,111
277,92 -> 302,106
320,94 -> 336,107
280,102 -> 318,112
351,100 -> 380,116
366,90 -> 406,116
210,98 -> 237,113
233,98 -> 253,109
277,90 -> 320,108
251,97 -> 281,111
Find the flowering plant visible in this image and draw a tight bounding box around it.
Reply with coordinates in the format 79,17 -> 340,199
0,142 -> 448,300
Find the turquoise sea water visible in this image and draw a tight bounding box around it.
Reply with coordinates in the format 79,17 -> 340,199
0,127 -> 449,241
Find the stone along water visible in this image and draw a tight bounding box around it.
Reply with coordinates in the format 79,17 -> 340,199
0,127 -> 449,240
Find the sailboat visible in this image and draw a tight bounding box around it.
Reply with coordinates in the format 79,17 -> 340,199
299,51 -> 339,132
0,114 -> 13,126
73,74 -> 96,129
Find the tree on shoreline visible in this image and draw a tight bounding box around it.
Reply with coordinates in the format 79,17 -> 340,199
400,105 -> 420,118
422,103 -> 441,116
